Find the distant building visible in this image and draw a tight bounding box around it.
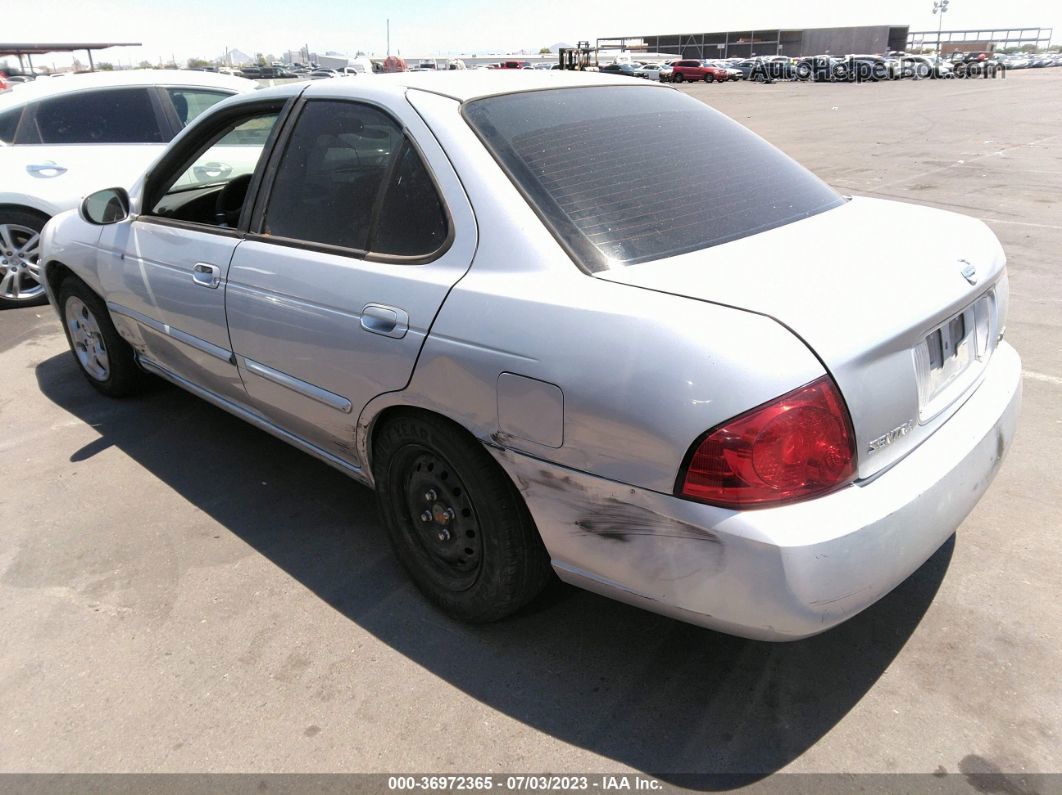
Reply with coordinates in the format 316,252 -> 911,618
906,27 -> 1052,53
597,26 -> 911,59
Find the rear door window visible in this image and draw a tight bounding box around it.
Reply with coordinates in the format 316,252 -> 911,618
261,99 -> 449,259
263,100 -> 402,251
30,88 -> 164,144
166,88 -> 231,127
0,107 -> 21,143
463,85 -> 844,271
371,142 -> 449,257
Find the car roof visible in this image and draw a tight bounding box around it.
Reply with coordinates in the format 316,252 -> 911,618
300,70 -> 669,103
0,69 -> 258,110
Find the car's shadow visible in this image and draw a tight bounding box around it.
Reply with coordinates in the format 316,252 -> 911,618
36,352 -> 953,787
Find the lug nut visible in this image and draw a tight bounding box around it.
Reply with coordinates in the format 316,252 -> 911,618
436,529 -> 451,542
420,511 -> 432,522
424,489 -> 437,502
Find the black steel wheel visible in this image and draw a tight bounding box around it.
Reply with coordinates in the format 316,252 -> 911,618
400,446 -> 484,592
373,411 -> 552,622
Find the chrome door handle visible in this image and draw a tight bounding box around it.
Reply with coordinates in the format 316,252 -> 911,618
192,262 -> 221,288
360,303 -> 408,339
193,161 -> 232,182
27,162 -> 67,178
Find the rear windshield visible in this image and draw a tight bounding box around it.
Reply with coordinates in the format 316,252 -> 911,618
463,86 -> 844,271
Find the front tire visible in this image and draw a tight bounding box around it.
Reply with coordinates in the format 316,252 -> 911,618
673,72 -> 684,83
373,412 -> 552,623
58,276 -> 142,397
0,208 -> 49,309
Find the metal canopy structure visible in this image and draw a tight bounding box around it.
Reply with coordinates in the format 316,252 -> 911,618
906,27 -> 1053,52
0,42 -> 141,73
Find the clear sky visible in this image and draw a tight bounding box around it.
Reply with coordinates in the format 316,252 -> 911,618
6,0 -> 1059,67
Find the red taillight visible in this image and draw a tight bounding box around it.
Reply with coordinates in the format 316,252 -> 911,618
677,376 -> 856,509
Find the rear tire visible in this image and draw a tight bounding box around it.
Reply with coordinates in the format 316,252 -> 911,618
0,208 -> 49,309
373,412 -> 552,623
58,276 -> 142,397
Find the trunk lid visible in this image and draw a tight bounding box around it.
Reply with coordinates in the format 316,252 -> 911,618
596,196 -> 1008,479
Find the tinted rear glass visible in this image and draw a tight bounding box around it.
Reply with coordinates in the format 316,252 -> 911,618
463,86 -> 844,271
166,88 -> 230,127
263,100 -> 403,251
371,142 -> 449,257
33,88 -> 163,144
0,107 -> 20,143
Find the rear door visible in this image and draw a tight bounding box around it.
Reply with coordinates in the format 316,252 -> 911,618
224,89 -> 476,467
6,87 -> 170,214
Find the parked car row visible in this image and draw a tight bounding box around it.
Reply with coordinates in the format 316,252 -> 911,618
614,50 -> 1062,84
234,63 -> 370,79
991,52 -> 1062,69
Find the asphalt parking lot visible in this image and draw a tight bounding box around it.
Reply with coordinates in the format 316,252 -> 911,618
1,70 -> 1059,785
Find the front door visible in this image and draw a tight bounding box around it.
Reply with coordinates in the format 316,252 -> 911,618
225,93 -> 477,468
96,105 -> 284,400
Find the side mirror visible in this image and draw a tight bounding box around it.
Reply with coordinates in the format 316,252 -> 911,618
80,187 -> 130,225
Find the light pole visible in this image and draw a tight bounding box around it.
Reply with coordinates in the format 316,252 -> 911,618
932,0 -> 950,57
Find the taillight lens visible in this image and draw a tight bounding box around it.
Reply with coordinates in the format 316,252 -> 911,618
677,376 -> 856,509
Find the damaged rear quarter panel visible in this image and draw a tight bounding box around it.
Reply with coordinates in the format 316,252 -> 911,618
491,446 -> 740,600
390,265 -> 826,495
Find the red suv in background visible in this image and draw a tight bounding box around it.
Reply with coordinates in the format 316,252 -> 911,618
670,60 -> 726,83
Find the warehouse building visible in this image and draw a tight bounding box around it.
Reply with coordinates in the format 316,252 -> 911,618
597,25 -> 910,60
906,27 -> 1053,53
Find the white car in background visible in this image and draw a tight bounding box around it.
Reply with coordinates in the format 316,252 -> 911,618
0,69 -> 257,307
633,63 -> 673,81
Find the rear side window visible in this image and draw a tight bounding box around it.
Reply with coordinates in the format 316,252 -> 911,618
263,100 -> 447,258
0,107 -> 20,143
371,142 -> 448,256
31,88 -> 164,144
166,88 -> 230,127
463,86 -> 844,271
264,100 -> 401,250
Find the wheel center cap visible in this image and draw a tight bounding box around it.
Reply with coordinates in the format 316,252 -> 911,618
431,503 -> 451,526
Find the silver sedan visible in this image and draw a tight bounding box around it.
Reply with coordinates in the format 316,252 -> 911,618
39,72 -> 1021,640
633,63 -> 672,81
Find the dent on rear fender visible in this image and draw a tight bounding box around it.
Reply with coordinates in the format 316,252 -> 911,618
490,446 -> 726,583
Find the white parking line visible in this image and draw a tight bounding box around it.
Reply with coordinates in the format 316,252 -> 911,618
867,132 -> 1062,192
1023,370 -> 1062,386
982,218 -> 1062,230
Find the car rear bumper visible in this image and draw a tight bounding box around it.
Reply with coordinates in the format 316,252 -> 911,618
489,341 -> 1022,641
